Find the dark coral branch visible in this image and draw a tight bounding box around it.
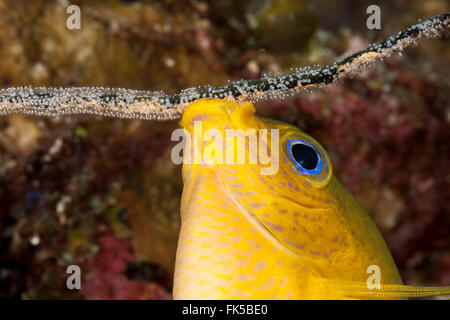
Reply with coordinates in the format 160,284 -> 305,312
0,13 -> 448,120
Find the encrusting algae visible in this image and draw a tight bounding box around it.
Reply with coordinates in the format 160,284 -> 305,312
0,1 -> 449,299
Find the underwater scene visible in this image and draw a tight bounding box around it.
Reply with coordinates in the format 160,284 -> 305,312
0,0 -> 449,300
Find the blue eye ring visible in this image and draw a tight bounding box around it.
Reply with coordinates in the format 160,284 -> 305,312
287,139 -> 322,175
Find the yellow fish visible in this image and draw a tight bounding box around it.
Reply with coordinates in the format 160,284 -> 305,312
173,98 -> 450,299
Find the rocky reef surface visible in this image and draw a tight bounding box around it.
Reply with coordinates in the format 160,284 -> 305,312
0,0 -> 448,298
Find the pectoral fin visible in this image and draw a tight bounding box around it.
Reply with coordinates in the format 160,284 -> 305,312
323,279 -> 450,299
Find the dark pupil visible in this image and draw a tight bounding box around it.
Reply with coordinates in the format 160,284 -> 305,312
291,143 -> 318,170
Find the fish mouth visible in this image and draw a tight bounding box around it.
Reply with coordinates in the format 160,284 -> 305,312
180,98 -> 260,133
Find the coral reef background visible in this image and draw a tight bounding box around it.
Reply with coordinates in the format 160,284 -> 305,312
0,0 -> 448,299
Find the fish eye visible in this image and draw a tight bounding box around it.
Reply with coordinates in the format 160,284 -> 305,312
278,128 -> 332,188
287,140 -> 322,175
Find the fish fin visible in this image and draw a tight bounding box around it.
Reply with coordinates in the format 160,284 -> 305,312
323,279 -> 450,299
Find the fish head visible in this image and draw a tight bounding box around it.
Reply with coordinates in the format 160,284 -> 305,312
179,97 -> 334,208
176,98 -> 401,291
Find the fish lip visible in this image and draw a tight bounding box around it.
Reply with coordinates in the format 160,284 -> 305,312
276,193 -> 329,211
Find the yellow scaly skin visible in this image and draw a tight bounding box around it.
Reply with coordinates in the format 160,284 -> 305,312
173,98 -> 404,299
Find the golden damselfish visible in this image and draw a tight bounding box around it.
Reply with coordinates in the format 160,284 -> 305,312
173,98 -> 450,299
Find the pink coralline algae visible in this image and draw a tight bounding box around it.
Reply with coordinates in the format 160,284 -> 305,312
82,234 -> 171,300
